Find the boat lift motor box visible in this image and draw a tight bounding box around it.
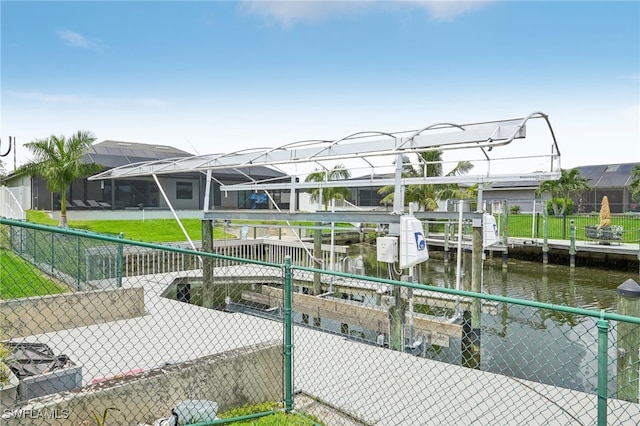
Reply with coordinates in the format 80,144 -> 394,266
376,236 -> 398,263
483,213 -> 499,247
399,215 -> 429,269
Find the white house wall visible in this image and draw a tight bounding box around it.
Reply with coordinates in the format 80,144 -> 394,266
155,177 -> 200,210
5,175 -> 32,210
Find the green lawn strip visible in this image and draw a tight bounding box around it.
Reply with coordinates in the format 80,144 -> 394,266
26,211 -> 230,242
0,249 -> 69,299
507,214 -> 639,243
220,402 -> 323,425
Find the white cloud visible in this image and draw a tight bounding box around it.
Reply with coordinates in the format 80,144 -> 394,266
410,1 -> 495,21
240,1 -> 372,26
240,0 -> 494,26
57,29 -> 106,49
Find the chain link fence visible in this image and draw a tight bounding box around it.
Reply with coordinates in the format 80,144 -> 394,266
1,218 -> 640,425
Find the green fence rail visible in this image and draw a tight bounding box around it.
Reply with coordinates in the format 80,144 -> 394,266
1,218 -> 640,425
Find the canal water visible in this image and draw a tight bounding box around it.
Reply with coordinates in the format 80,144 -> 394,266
163,244 -> 635,397
345,244 -> 634,396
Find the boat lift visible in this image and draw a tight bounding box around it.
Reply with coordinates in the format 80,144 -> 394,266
90,111 -> 560,235
89,111 -> 561,350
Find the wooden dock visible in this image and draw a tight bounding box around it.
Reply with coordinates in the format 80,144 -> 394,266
243,286 -> 461,347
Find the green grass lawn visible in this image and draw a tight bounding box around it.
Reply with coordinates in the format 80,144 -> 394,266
506,213 -> 640,243
0,249 -> 69,299
26,210 -> 231,243
220,402 -> 323,425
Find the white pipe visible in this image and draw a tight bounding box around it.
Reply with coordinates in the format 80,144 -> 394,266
152,174 -> 199,254
289,175 -> 296,213
531,198 -> 536,241
203,169 -> 212,212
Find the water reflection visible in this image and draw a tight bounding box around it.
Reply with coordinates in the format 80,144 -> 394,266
346,244 -> 630,393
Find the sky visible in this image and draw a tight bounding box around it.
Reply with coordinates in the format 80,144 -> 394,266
1,0 -> 639,179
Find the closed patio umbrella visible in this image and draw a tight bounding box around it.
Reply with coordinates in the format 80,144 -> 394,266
598,195 -> 611,229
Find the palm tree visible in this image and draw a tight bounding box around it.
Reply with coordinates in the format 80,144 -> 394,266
21,131 -> 101,227
378,151 -> 474,211
305,165 -> 352,210
304,164 -> 351,295
535,168 -> 591,216
629,164 -> 640,202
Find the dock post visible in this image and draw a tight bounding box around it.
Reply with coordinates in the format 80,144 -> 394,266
201,219 -> 215,309
470,221 -> 483,365
388,280 -> 406,352
569,219 -> 576,268
501,200 -> 508,270
313,222 -> 322,295
542,207 -> 549,265
616,279 -> 640,403
443,221 -> 450,264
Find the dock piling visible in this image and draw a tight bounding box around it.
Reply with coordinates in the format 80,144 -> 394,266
443,222 -> 450,264
569,219 -> 576,268
616,278 -> 640,403
201,219 -> 215,309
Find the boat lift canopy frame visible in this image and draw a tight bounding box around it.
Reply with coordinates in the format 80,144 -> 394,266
88,111 -> 561,238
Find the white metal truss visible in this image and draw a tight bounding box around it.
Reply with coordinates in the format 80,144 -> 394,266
88,112 -> 561,187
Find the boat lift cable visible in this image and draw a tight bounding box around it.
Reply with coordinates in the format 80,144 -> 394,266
151,174 -> 202,267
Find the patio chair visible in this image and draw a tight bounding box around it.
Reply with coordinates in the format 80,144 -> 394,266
98,201 -> 111,208
86,200 -> 104,209
72,200 -> 90,208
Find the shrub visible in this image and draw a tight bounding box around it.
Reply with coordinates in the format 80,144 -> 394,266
0,343 -> 12,386
546,198 -> 574,216
509,205 -> 521,214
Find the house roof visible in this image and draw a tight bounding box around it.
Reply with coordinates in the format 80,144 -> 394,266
484,162 -> 640,190
85,140 -> 193,168
576,162 -> 638,188
1,140 -> 288,184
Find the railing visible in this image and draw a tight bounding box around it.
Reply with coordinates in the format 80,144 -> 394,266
499,211 -> 640,243
1,217 -> 639,425
1,224 -> 348,292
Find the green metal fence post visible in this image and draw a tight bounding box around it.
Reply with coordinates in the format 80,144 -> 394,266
597,314 -> 609,426
283,256 -> 294,413
117,232 -> 124,288
51,231 -> 55,273
569,219 -> 576,268
76,235 -> 82,290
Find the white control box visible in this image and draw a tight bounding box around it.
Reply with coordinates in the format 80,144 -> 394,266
483,213 -> 499,247
399,215 -> 429,269
376,237 -> 398,263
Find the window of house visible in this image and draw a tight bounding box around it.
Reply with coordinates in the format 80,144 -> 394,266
176,182 -> 193,200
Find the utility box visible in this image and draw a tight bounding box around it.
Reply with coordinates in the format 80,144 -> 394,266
376,237 -> 398,263
399,215 -> 429,269
483,213 -> 499,247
